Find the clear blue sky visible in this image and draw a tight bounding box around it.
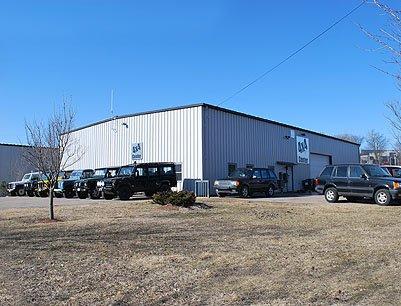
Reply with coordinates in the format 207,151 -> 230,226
1,0 -> 400,147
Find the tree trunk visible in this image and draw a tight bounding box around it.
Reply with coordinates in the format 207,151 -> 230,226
49,186 -> 55,220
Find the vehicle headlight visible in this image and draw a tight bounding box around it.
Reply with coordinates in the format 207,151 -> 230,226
214,180 -> 219,186
394,181 -> 400,189
97,181 -> 104,187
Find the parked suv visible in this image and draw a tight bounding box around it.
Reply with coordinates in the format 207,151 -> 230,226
316,164 -> 401,206
214,167 -> 278,198
7,172 -> 41,196
74,167 -> 119,199
103,163 -> 177,200
54,169 -> 94,198
24,172 -> 49,197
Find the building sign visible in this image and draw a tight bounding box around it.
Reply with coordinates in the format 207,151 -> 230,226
296,136 -> 309,164
132,142 -> 143,160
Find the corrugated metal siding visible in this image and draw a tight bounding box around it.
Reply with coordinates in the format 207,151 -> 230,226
202,106 -> 360,191
66,106 -> 203,191
0,145 -> 33,183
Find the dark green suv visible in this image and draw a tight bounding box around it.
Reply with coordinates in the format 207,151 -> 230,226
316,164 -> 401,206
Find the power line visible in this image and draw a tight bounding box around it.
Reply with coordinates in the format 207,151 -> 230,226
217,1 -> 366,106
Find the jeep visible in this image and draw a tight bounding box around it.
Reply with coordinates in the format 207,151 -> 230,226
214,167 -> 278,198
102,163 -> 177,200
7,172 -> 41,196
24,172 -> 49,197
74,167 -> 119,199
54,171 -> 73,198
54,169 -> 94,198
316,164 -> 401,206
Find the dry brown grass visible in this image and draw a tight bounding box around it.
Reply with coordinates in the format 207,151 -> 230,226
1,197 -> 401,305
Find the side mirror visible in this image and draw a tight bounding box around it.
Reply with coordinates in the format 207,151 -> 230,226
361,174 -> 368,180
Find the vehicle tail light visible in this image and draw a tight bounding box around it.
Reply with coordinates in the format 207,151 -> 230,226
393,181 -> 400,189
234,181 -> 240,187
315,178 -> 320,186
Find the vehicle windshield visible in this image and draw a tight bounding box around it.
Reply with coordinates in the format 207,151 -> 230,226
363,165 -> 392,177
229,169 -> 251,179
94,169 -> 107,178
22,174 -> 30,181
118,166 -> 134,176
70,170 -> 83,180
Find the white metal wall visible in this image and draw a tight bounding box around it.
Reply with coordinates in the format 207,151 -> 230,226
66,106 -> 203,190
202,106 -> 360,191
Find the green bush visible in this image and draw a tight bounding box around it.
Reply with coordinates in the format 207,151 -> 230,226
152,190 -> 196,207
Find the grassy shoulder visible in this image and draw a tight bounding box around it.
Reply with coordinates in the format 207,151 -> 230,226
1,198 -> 401,305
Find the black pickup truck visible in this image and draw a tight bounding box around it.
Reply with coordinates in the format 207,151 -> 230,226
74,167 -> 120,199
102,163 -> 177,200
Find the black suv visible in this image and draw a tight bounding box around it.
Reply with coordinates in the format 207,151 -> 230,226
213,167 -> 278,198
74,167 -> 119,199
316,164 -> 401,206
54,169 -> 94,198
103,163 -> 177,200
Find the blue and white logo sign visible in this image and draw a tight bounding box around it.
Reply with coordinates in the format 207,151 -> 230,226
296,136 -> 309,164
132,142 -> 143,160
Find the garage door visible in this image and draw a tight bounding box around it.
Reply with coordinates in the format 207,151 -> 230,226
310,154 -> 331,178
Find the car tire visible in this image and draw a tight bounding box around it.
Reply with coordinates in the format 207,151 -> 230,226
217,192 -> 226,197
103,193 -> 114,200
159,184 -> 171,193
39,190 -> 49,198
324,187 -> 339,203
240,185 -> 250,198
54,192 -> 63,198
118,186 -> 132,200
17,188 -> 25,196
374,189 -> 391,206
27,191 -> 35,197
77,191 -> 87,199
265,185 -> 275,198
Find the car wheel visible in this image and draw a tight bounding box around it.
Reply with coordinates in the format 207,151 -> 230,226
103,193 -> 114,200
217,192 -> 226,197
118,186 -> 132,200
39,190 -> 49,198
27,191 -> 35,197
64,190 -> 74,198
54,192 -> 63,198
374,189 -> 391,206
159,184 -> 171,193
240,185 -> 250,198
265,185 -> 275,198
78,191 -> 87,199
324,187 -> 339,203
17,188 -> 25,196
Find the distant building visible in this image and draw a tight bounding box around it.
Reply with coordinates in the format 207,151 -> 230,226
0,143 -> 34,183
360,149 -> 399,165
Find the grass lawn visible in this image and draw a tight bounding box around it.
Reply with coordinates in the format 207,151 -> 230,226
1,197 -> 401,305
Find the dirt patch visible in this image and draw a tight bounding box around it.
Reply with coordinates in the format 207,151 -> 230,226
1,197 -> 401,305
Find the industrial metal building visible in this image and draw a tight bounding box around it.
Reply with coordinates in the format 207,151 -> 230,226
67,103 -> 360,193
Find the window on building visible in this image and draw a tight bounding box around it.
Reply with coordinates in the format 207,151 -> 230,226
349,166 -> 364,178
335,166 -> 348,178
228,163 -> 237,176
175,163 -> 182,181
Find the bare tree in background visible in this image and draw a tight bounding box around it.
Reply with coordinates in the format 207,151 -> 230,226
361,1 -> 401,147
24,102 -> 82,220
335,134 -> 364,145
365,130 -> 388,164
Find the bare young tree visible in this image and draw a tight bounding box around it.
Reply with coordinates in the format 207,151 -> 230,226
24,102 -> 82,220
335,134 -> 364,145
365,130 -> 388,164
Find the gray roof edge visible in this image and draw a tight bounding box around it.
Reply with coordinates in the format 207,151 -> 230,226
66,103 -> 360,147
0,142 -> 31,148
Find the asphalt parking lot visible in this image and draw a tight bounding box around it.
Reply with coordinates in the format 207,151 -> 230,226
0,193 -> 328,210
